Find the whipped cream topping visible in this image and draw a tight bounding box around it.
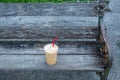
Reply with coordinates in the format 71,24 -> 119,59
43,44 -> 58,54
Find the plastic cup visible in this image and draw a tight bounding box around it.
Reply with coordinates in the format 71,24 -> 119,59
43,44 -> 58,65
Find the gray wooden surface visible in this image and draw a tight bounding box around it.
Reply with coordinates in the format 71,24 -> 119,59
0,55 -> 104,71
0,16 -> 98,27
0,3 -> 104,72
0,25 -> 103,71
0,26 -> 98,39
0,3 -> 98,16
0,41 -> 98,55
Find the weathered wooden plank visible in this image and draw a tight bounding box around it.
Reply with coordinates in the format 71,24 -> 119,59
0,47 -> 98,55
0,41 -> 99,55
0,27 -> 98,39
0,39 -> 97,42
0,3 -> 98,16
0,16 -> 98,27
0,55 -> 104,71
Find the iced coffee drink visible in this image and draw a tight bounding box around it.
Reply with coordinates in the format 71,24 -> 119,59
43,44 -> 58,65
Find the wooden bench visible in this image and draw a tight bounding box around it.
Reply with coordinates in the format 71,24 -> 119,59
0,1 -> 112,80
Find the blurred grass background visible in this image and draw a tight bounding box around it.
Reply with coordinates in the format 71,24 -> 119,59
0,0 -> 97,3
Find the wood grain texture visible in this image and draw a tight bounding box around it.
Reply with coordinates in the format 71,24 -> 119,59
0,16 -> 98,27
0,55 -> 104,71
0,3 -> 98,16
0,27 -> 98,39
0,41 -> 99,55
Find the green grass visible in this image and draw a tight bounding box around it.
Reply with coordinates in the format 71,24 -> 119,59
0,0 -> 96,3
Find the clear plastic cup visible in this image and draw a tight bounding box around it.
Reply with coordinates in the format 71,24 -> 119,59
43,44 -> 58,65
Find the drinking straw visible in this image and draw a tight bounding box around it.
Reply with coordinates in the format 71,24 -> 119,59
52,36 -> 58,47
